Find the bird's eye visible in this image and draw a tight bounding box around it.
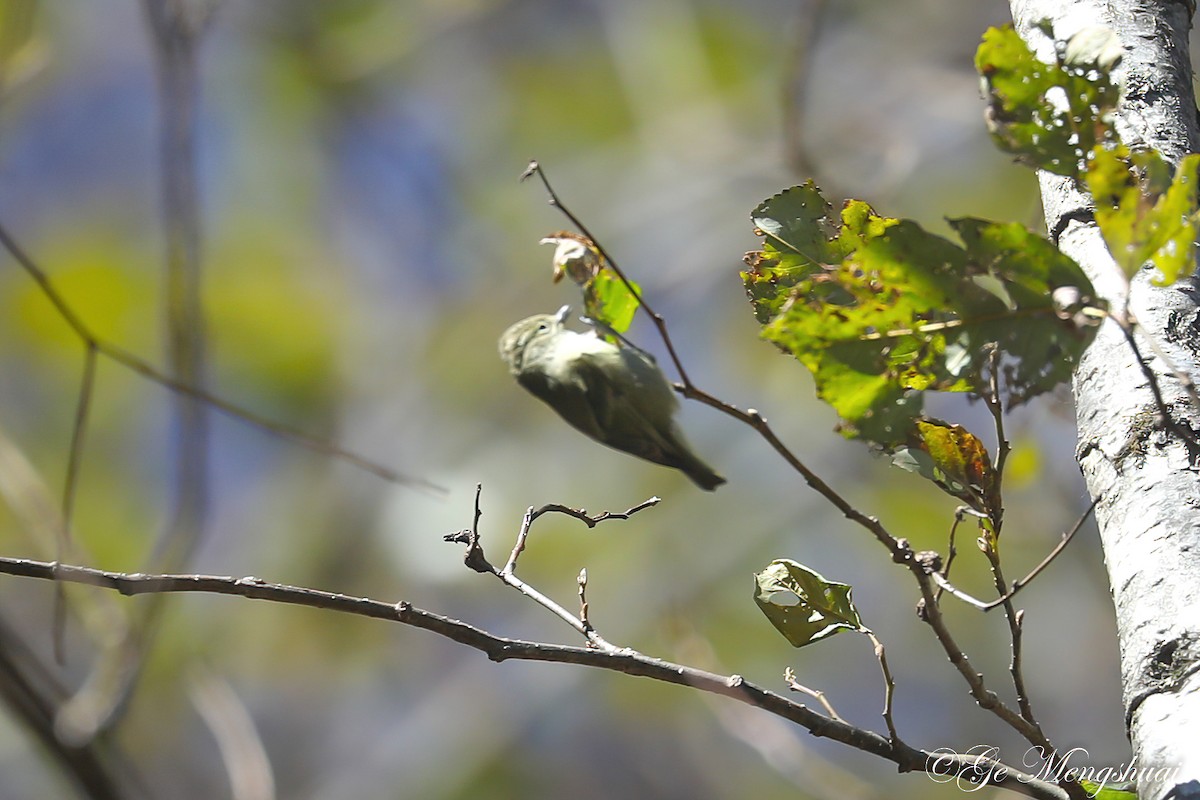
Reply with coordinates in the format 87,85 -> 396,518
537,323 -> 548,332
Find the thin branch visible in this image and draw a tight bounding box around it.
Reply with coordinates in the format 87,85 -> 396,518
982,345 -> 1008,530
908,551 -> 1052,751
0,220 -> 440,494
863,630 -> 900,744
529,496 -> 661,527
1116,312 -> 1200,444
63,0 -> 214,742
143,0 -> 210,573
929,499 -> 1098,612
456,490 -> 627,653
991,499 -> 1098,607
981,540 -> 1040,727
0,555 -> 1071,800
520,160 -> 695,388
933,509 -> 967,604
978,348 -> 1039,728
62,343 -> 97,536
577,568 -> 590,629
783,667 -> 843,722
54,342 -> 98,663
928,572 -> 989,610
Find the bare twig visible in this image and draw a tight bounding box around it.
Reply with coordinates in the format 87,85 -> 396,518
929,499 -> 1098,611
58,0 -> 214,742
992,499 -> 1098,607
62,343 -> 97,536
449,489 -> 624,652
933,509 -> 967,604
783,667 -> 843,722
529,496 -> 661,527
577,568 -> 590,629
982,345 -> 1008,529
0,555 -> 1072,800
978,347 -> 1040,728
143,0 -> 210,572
499,496 -> 659,606
981,540 -> 1039,727
863,630 -> 900,743
1116,312 -> 1200,443
928,572 -> 989,610
909,556 -> 1051,752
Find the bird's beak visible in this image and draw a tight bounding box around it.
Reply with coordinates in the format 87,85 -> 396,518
554,305 -> 571,323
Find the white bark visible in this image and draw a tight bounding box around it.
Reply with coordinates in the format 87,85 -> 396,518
1009,2 -> 1200,799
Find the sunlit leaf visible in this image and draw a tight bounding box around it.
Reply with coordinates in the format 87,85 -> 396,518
976,24 -> 1121,177
1077,780 -> 1137,800
742,184 -> 1105,446
890,420 -> 999,520
1087,147 -> 1200,284
753,560 -> 862,648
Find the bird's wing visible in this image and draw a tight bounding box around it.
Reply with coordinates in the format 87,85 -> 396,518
516,360 -> 608,441
570,351 -> 680,465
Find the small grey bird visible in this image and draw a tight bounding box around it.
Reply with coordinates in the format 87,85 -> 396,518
499,307 -> 725,490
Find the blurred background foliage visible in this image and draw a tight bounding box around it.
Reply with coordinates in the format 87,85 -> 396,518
0,0 -> 1141,798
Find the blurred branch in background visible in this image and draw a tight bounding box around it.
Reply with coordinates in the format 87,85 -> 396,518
142,0 -> 214,572
53,0 -> 218,746
781,0 -> 829,181
0,614 -> 146,800
0,222 -> 441,495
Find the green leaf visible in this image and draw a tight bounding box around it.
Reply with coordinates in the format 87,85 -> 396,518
1087,146 -> 1200,284
753,560 -> 862,648
976,24 -> 1121,177
541,232 -> 642,334
1077,780 -> 1137,800
743,184 -> 1106,446
589,269 -> 641,334
890,419 -> 1000,519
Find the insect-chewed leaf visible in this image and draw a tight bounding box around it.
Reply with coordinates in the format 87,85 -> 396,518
890,419 -> 1000,520
1087,147 -> 1200,285
541,232 -> 642,334
753,560 -> 863,648
975,24 -> 1121,177
743,184 -> 1105,446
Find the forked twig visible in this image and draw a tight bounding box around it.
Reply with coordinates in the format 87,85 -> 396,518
929,499 -> 1098,612
783,667 -> 843,722
447,486 -> 646,653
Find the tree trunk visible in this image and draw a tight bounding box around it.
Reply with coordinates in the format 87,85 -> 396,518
1010,2 -> 1200,798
